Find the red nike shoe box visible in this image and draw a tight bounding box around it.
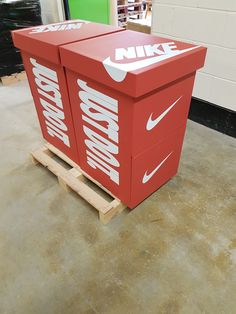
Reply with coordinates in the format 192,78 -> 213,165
12,20 -> 123,163
60,30 -> 207,207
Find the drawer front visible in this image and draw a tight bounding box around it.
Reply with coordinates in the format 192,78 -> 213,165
132,74 -> 195,155
129,124 -> 186,208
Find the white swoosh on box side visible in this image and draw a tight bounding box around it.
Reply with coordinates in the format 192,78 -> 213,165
103,46 -> 200,82
142,151 -> 173,184
146,96 -> 182,131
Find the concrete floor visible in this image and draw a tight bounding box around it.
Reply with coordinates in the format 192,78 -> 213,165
0,80 -> 236,314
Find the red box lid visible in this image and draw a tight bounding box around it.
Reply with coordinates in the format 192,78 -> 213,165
12,20 -> 123,65
60,30 -> 207,97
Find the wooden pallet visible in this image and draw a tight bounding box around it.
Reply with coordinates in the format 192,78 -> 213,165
31,143 -> 126,224
1,71 -> 27,86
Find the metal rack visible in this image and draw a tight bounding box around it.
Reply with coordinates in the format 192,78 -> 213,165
117,0 -> 144,27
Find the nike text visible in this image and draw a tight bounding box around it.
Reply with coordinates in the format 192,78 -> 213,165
115,42 -> 177,61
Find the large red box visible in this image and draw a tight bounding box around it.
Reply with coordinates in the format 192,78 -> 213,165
12,20 -> 123,163
60,30 -> 206,208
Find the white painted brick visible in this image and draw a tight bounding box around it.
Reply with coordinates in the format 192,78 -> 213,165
152,3 -> 236,111
154,0 -> 236,11
197,0 -> 236,11
171,7 -> 227,46
192,72 -> 213,103
151,32 -> 236,82
193,72 -> 236,111
223,13 -> 236,49
202,45 -> 236,82
152,4 -> 174,34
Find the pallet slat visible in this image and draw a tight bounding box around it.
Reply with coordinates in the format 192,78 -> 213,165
45,143 -> 118,199
31,144 -> 126,223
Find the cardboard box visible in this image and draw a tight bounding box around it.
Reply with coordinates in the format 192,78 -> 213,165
12,20 -> 123,163
62,31 -> 206,207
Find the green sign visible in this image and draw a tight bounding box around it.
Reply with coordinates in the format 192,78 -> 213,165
68,0 -> 110,24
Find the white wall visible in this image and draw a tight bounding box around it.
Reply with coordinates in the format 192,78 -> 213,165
40,0 -> 65,24
110,0 -> 118,26
151,0 -> 236,112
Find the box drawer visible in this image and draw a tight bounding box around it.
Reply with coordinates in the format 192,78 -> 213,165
132,74 -> 195,155
128,124 -> 186,208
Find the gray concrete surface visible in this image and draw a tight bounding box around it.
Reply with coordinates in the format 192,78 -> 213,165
0,80 -> 236,314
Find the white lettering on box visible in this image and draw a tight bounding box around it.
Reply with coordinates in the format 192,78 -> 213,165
103,42 -> 200,82
115,43 -> 178,61
77,79 -> 120,185
29,22 -> 85,34
30,58 -> 70,147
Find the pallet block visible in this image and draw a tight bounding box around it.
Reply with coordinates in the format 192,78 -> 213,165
31,143 -> 126,224
1,71 -> 27,86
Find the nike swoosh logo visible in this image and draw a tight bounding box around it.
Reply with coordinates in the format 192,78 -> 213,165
142,151 -> 173,184
103,46 -> 200,82
146,96 -> 182,131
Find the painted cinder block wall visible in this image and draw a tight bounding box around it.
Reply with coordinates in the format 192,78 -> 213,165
151,0 -> 236,112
